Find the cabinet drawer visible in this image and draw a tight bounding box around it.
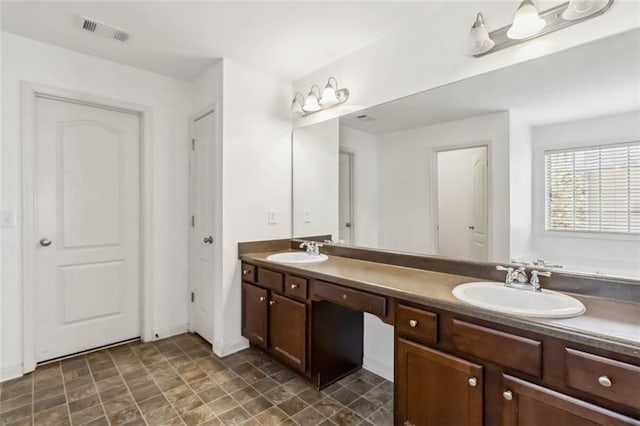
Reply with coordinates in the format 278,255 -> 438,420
284,275 -> 308,300
241,263 -> 256,283
452,319 -> 542,377
257,268 -> 284,292
397,305 -> 438,346
565,348 -> 640,411
313,281 -> 386,317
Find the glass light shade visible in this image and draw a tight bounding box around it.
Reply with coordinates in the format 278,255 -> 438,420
302,92 -> 321,112
319,85 -> 339,107
290,98 -> 303,115
507,0 -> 545,40
562,0 -> 608,20
468,25 -> 495,55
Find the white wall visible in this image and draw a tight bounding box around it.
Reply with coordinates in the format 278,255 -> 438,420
338,126 -> 379,248
525,111 -> 640,277
293,119 -> 339,239
217,59 -> 292,354
377,112 -> 510,261
292,1 -> 640,129
1,33 -> 193,380
509,112 -> 533,259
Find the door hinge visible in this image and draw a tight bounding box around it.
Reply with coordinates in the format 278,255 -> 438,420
191,216 -> 195,227
191,292 -> 194,303
192,138 -> 195,150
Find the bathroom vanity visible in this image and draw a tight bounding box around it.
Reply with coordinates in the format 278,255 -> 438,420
239,243 -> 640,426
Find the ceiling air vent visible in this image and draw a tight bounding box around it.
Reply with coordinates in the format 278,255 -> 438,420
77,15 -> 133,43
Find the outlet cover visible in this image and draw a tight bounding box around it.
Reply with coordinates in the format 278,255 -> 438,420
268,210 -> 277,225
303,209 -> 311,223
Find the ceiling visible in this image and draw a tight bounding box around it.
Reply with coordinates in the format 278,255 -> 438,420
0,1 -> 443,81
340,29 -> 640,134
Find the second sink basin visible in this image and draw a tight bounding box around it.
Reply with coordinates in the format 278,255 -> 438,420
266,252 -> 329,264
452,282 -> 586,318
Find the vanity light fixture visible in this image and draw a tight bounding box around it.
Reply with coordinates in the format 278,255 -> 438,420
291,77 -> 350,116
468,0 -> 614,57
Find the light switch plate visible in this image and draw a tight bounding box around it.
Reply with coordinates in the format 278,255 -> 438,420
303,209 -> 311,223
0,209 -> 16,228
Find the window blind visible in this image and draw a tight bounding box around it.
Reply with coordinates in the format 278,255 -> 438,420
545,142 -> 640,234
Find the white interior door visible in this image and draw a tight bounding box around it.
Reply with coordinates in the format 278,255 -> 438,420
470,148 -> 488,261
338,151 -> 354,244
189,110 -> 215,343
437,146 -> 488,261
35,97 -> 141,362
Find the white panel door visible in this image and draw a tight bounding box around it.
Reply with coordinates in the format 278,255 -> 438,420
35,97 -> 141,362
189,111 -> 215,343
338,151 -> 354,244
471,148 -> 489,261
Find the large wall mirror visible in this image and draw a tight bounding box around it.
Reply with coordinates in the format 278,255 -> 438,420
293,29 -> 640,279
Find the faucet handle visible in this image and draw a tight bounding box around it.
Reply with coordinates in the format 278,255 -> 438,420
530,270 -> 551,286
496,265 -> 514,284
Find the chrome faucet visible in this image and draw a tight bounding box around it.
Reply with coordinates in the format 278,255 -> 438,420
496,265 -> 551,292
299,241 -> 322,256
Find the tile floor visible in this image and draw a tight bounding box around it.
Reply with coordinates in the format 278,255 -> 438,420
0,333 -> 393,426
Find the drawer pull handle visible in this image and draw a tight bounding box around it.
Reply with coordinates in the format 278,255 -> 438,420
290,283 -> 299,289
503,390 -> 513,401
468,377 -> 477,387
259,296 -> 266,302
598,375 -> 612,387
409,319 -> 418,328
342,294 -> 347,300
269,300 -> 275,306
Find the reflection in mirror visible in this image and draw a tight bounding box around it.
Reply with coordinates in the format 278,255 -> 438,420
292,29 -> 640,279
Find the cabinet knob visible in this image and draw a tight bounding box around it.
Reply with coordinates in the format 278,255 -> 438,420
243,269 -> 250,275
404,422 -> 416,426
409,319 -> 418,328
259,296 -> 266,302
468,377 -> 477,387
269,300 -> 275,306
342,294 -> 347,300
598,375 -> 612,387
290,283 -> 298,289
503,391 -> 513,401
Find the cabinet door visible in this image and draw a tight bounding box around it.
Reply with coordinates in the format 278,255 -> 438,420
396,338 -> 482,426
242,283 -> 268,348
269,293 -> 307,372
501,375 -> 640,426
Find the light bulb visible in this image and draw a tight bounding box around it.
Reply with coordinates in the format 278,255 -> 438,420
562,0 -> 608,20
507,0 -> 545,40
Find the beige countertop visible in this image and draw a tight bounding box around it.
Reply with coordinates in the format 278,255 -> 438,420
241,250 -> 640,359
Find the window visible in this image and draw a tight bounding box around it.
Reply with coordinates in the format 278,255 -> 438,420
545,142 -> 640,234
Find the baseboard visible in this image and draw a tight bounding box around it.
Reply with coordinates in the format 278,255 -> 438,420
363,356 -> 394,382
152,323 -> 190,340
0,365 -> 24,382
213,337 -> 250,358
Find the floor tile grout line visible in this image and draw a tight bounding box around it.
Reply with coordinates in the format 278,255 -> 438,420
105,346 -> 152,426
61,359 -> 77,426
83,354 -> 111,425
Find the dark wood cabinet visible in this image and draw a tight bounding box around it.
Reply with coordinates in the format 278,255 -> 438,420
269,293 -> 306,372
241,282 -> 268,348
396,338 -> 483,426
501,375 -> 640,426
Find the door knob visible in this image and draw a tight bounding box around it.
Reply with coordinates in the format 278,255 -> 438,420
203,236 -> 213,244
39,238 -> 52,247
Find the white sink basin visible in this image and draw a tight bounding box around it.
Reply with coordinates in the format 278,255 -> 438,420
452,282 -> 586,318
266,252 -> 329,264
